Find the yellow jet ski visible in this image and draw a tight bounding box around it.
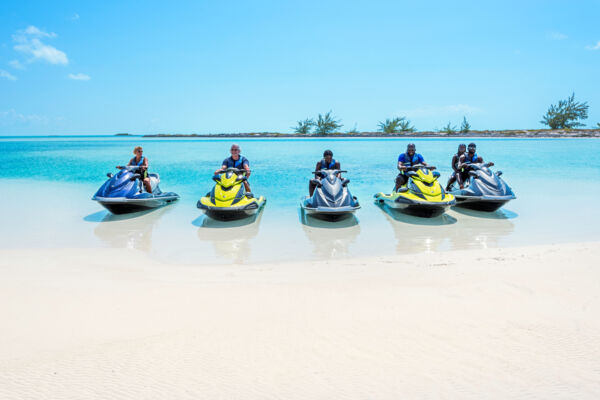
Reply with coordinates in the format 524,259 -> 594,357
374,164 -> 455,218
197,168 -> 266,220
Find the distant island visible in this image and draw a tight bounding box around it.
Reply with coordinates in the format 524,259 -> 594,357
128,129 -> 600,138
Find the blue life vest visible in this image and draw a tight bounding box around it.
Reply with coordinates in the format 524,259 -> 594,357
465,153 -> 478,163
320,158 -> 337,169
399,153 -> 424,167
131,156 -> 145,166
224,156 -> 248,169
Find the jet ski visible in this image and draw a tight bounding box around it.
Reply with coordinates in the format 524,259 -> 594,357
374,164 -> 455,218
197,168 -> 266,220
449,163 -> 516,212
92,166 -> 179,214
300,169 -> 360,219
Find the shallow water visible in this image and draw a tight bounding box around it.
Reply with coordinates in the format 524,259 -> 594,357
1,136 -> 599,264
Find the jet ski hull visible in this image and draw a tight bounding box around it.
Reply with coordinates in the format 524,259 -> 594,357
300,197 -> 360,218
197,197 -> 266,220
93,194 -> 179,214
453,195 -> 515,212
374,192 -> 455,218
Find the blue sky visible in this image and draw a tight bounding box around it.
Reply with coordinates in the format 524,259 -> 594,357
0,0 -> 599,135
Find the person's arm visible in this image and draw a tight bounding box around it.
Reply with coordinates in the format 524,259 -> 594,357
215,159 -> 228,175
457,154 -> 467,169
397,154 -> 406,171
142,157 -> 149,170
419,154 -> 428,166
335,162 -> 341,178
451,155 -> 458,172
243,161 -> 251,178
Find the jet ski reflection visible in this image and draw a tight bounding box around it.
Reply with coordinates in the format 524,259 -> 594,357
195,211 -> 263,263
92,206 -> 173,253
376,203 -> 515,253
299,209 -> 361,259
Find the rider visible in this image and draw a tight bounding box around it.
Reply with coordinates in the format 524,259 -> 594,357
215,143 -> 252,192
445,143 -> 467,191
309,150 -> 341,196
457,143 -> 494,187
117,146 -> 152,193
395,143 -> 428,191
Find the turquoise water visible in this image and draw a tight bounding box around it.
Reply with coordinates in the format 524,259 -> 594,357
1,136 -> 599,263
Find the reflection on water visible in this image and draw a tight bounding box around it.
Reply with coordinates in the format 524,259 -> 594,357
376,204 -> 515,253
89,206 -> 174,252
451,206 -> 519,220
193,210 -> 264,263
299,209 -> 361,259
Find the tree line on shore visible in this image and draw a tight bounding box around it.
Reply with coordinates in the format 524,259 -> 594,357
292,93 -> 597,135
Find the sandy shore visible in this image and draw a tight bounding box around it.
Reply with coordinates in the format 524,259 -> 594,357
1,243 -> 599,399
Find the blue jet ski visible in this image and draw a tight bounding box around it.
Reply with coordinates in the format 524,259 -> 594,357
449,163 -> 516,212
92,166 -> 179,214
300,169 -> 360,219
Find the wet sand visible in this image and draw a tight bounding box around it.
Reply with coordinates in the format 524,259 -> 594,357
1,242 -> 599,399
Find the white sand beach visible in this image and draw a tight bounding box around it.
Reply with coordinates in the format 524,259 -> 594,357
1,242 -> 599,399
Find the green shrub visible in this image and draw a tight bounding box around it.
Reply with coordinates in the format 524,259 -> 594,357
460,116 -> 471,133
440,122 -> 457,134
377,117 -> 415,133
541,93 -> 588,129
314,111 -> 343,135
292,118 -> 314,135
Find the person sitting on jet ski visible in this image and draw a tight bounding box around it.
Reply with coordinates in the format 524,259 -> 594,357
445,143 -> 467,190
395,143 -> 430,191
215,143 -> 252,193
457,143 -> 494,187
309,149 -> 341,196
116,146 -> 152,193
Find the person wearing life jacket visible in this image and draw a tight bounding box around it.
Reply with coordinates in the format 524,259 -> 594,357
309,149 -> 341,196
395,143 -> 429,191
445,143 -> 467,191
116,146 -> 152,193
215,143 -> 252,192
457,143 -> 493,187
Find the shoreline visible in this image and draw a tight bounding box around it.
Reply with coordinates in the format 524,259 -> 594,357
141,129 -> 600,138
2,129 -> 600,139
1,242 -> 599,398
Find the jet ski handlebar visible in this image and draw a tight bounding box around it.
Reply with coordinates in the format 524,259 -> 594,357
404,164 -> 436,170
216,167 -> 246,174
312,169 -> 347,175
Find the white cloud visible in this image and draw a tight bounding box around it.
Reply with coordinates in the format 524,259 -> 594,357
0,109 -> 45,123
70,13 -> 80,21
585,41 -> 600,50
398,104 -> 482,117
0,69 -> 17,81
22,25 -> 57,38
68,72 -> 90,81
12,25 -> 68,65
9,59 -> 24,69
548,32 -> 568,40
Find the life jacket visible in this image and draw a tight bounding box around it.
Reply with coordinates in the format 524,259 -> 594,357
320,158 -> 337,169
464,152 -> 478,164
453,152 -> 464,170
403,153 -> 420,167
131,156 -> 145,166
226,156 -> 248,169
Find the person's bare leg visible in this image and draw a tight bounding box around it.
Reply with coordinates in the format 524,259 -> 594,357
243,181 -> 251,193
446,175 -> 456,191
143,178 -> 152,193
